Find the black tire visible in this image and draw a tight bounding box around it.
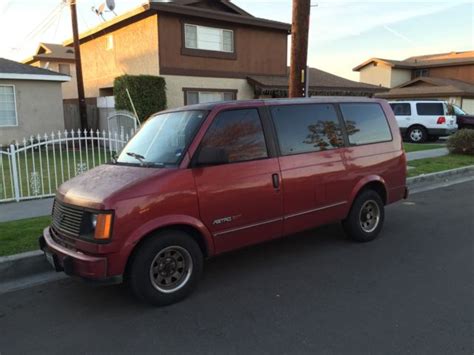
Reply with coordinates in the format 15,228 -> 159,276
128,230 -> 203,306
407,125 -> 428,143
342,189 -> 385,243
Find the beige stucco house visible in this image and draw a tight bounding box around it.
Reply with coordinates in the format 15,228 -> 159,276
0,58 -> 69,145
23,43 -> 78,100
353,51 -> 474,113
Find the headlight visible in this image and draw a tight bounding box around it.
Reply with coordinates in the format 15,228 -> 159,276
89,213 -> 113,240
91,214 -> 98,228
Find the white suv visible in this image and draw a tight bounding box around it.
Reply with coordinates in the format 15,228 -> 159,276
389,100 -> 457,143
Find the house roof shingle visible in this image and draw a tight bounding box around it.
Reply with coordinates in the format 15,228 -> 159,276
353,51 -> 474,71
0,58 -> 70,81
248,67 -> 387,95
23,43 -> 75,64
375,77 -> 474,99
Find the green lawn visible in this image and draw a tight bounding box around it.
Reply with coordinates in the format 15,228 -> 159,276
0,216 -> 51,256
408,154 -> 474,177
403,143 -> 445,153
0,147 -> 114,201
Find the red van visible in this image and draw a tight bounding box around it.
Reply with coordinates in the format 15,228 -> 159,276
39,97 -> 407,305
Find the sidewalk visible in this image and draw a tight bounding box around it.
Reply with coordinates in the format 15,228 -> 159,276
406,147 -> 449,161
0,198 -> 53,223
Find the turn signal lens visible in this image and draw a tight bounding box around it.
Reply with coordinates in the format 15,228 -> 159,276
94,214 -> 112,240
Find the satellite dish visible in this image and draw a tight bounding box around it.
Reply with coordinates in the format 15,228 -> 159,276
106,0 -> 115,11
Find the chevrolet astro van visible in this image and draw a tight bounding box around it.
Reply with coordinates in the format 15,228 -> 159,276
39,97 -> 407,305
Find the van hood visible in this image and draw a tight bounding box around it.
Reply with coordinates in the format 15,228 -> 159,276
56,164 -> 170,209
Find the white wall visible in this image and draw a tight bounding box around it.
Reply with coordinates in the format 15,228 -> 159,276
462,98 -> 474,114
359,63 -> 392,87
390,68 -> 412,88
0,79 -> 64,145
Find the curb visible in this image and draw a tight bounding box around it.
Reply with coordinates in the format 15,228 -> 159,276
0,250 -> 51,283
407,165 -> 474,187
1,165 -> 474,288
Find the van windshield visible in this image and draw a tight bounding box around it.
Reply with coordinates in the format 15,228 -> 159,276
117,110 -> 207,167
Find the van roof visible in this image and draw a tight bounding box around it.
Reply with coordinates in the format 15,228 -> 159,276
164,96 -> 386,113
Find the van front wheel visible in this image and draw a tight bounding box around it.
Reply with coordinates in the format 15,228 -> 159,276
342,189 -> 385,242
128,230 -> 203,306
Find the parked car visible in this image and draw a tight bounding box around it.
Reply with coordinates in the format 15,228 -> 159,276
449,104 -> 474,130
39,97 -> 408,306
389,100 -> 457,143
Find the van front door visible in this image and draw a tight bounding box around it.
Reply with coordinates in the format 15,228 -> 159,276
192,108 -> 283,254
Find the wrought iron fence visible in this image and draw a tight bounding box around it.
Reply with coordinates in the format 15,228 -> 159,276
0,128 -> 133,203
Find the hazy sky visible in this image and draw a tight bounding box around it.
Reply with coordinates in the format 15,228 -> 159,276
0,0 -> 472,80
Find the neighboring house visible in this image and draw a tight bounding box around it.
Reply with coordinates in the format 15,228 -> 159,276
248,67 -> 386,98
353,51 -> 474,113
0,58 -> 69,145
62,0 -> 290,110
22,42 -> 78,99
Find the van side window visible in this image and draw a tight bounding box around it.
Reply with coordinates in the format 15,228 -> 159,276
270,104 -> 344,155
416,103 -> 444,116
199,109 -> 268,164
390,103 -> 411,116
340,103 -> 392,145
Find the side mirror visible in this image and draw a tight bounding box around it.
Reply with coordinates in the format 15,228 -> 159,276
195,147 -> 229,166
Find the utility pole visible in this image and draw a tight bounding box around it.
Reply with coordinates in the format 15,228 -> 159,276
69,0 -> 88,130
289,0 -> 311,98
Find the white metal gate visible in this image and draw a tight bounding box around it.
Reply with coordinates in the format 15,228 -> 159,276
107,110 -> 139,136
0,129 -> 133,203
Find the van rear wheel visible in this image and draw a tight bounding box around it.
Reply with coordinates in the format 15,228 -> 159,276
342,189 -> 385,242
128,230 -> 203,306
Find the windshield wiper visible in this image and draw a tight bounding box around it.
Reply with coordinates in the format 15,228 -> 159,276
126,151 -> 146,164
125,152 -> 165,167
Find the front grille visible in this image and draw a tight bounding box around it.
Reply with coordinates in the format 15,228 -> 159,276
51,199 -> 84,238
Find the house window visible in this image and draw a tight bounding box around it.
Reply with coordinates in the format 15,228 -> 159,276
414,69 -> 429,78
184,24 -> 234,53
184,89 -> 236,105
0,85 -> 17,127
58,64 -> 70,75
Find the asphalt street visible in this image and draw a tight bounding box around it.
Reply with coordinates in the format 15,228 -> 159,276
0,181 -> 473,354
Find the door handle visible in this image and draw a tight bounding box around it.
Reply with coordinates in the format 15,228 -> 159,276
272,173 -> 280,190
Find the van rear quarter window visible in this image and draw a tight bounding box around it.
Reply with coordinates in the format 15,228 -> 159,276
416,103 -> 444,116
270,104 -> 344,155
199,108 -> 268,163
340,103 -> 392,145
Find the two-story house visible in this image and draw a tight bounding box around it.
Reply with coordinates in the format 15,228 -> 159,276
62,0 -> 290,110
22,43 -> 78,99
353,51 -> 474,113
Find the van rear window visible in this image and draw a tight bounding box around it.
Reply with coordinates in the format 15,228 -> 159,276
416,103 -> 444,116
270,104 -> 344,155
340,103 -> 392,145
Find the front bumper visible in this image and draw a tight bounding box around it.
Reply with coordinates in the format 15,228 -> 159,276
39,227 -> 122,284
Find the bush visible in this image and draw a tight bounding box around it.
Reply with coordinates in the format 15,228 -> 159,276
114,75 -> 167,122
447,129 -> 474,155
